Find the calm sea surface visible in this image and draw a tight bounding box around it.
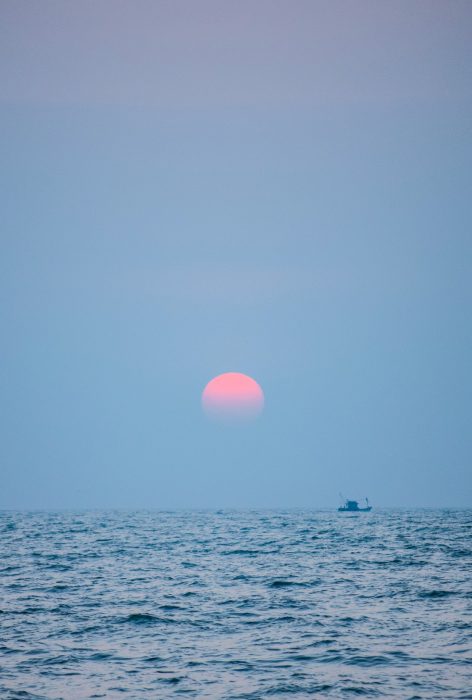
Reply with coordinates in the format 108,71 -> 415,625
0,509 -> 471,699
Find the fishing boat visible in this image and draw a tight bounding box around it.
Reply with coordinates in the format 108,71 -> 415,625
338,497 -> 372,512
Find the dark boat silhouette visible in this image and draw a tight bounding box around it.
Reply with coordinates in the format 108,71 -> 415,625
338,498 -> 372,512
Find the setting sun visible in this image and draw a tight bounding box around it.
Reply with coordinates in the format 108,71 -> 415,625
202,372 -> 264,421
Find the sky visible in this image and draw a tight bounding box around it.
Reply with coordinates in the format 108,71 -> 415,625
1,1 -> 471,508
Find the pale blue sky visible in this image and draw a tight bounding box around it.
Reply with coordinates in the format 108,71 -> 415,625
1,1 -> 471,507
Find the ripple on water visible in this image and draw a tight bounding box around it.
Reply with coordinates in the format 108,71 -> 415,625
0,509 -> 470,699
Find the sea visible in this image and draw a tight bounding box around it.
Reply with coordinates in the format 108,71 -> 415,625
0,509 -> 471,699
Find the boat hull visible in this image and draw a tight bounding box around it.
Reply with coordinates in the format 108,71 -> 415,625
338,506 -> 372,512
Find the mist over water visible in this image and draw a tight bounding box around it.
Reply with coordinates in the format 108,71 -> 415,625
0,509 -> 471,699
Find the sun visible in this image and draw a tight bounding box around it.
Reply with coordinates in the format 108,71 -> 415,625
202,372 -> 264,422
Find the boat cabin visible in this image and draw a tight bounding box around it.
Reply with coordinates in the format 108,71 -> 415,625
345,500 -> 359,511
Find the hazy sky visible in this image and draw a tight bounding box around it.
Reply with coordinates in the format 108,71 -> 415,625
1,1 -> 471,508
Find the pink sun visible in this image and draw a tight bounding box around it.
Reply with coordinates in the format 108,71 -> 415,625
202,372 -> 264,421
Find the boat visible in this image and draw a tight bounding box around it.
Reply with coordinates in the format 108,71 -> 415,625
338,497 -> 372,512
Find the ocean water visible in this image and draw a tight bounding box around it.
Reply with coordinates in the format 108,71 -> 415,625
0,510 -> 471,699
